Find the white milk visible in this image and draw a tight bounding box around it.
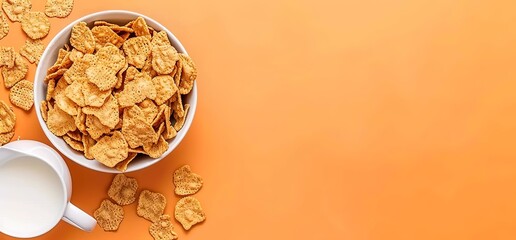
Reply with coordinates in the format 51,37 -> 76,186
0,156 -> 65,235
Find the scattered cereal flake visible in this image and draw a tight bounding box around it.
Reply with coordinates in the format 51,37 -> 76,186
20,39 -> 45,64
21,11 -> 50,39
9,80 -> 33,111
94,199 -> 124,231
2,0 -> 32,22
173,165 -> 203,196
137,190 -> 166,222
149,215 -> 178,240
44,0 -> 73,18
0,130 -> 14,146
174,196 -> 205,230
0,46 -> 15,68
0,100 -> 15,134
0,11 -> 9,39
2,53 -> 28,88
108,174 -> 138,205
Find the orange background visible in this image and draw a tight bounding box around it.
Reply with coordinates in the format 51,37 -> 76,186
2,0 -> 516,239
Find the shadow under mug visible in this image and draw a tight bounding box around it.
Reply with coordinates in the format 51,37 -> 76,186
0,140 -> 96,238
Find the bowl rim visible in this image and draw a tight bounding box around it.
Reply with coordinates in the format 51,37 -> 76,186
34,10 -> 198,173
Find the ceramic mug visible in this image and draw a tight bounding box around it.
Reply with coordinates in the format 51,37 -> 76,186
0,140 -> 96,238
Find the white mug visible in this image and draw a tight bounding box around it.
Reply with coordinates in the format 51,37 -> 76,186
0,140 -> 96,238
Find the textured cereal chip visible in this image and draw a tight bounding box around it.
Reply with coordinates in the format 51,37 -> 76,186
44,68 -> 67,83
163,122 -> 177,140
94,199 -> 124,231
121,105 -> 157,149
74,108 -> 86,133
85,64 -> 118,91
0,100 -> 15,134
54,93 -> 79,116
94,44 -> 126,72
86,45 -> 125,91
64,80 -> 85,107
21,11 -> 50,39
63,135 -> 84,151
45,79 -> 55,101
0,46 -> 15,68
40,100 -> 48,121
131,16 -> 151,39
20,39 -> 45,64
125,66 -> 139,82
152,75 -> 177,105
151,45 -> 178,75
44,0 -> 73,18
2,0 -> 32,22
85,114 -> 110,140
171,92 -> 184,118
114,152 -> 137,172
178,53 -> 197,95
163,106 -> 176,140
108,174 -> 138,205
82,95 -> 119,129
173,165 -> 203,196
46,49 -> 67,76
2,53 -> 28,88
137,190 -> 166,222
52,77 -> 68,99
82,134 -> 95,159
143,135 -> 168,158
70,22 -> 95,54
156,122 -> 165,137
115,60 -> 128,89
94,20 -> 134,33
149,215 -> 178,240
47,105 -> 76,136
137,99 -> 158,123
174,104 -> 190,131
173,59 -> 182,86
63,53 -> 95,84
128,147 -> 146,154
0,12 -> 9,40
116,72 -> 156,107
68,48 -> 83,62
174,196 -> 206,230
59,52 -> 73,69
92,26 -> 124,50
151,31 -> 171,47
123,36 -> 151,69
66,130 -> 82,141
151,104 -> 168,128
0,131 -> 14,146
81,81 -> 110,107
9,80 -> 33,111
90,131 -> 128,167
142,53 -> 157,78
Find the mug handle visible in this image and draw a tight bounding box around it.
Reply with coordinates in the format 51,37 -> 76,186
62,203 -> 97,232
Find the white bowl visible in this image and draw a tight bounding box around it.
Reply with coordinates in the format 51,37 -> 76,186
34,10 -> 197,173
